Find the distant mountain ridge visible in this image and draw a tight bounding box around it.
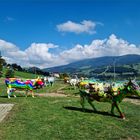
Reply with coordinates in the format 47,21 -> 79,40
43,54 -> 140,73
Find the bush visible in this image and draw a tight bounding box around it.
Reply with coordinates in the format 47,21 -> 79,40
5,67 -> 15,78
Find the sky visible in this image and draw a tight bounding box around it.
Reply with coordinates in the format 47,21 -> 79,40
0,0 -> 140,69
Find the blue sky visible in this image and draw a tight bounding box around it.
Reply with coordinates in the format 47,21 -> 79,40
0,0 -> 140,68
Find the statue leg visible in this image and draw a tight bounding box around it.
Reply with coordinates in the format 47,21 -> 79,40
79,90 -> 87,111
12,89 -> 16,98
31,91 -> 35,98
7,88 -> 11,98
80,95 -> 85,112
111,102 -> 115,115
24,90 -> 28,97
7,88 -> 15,98
88,99 -> 97,111
74,84 -> 76,89
115,102 -> 125,119
50,82 -> 53,86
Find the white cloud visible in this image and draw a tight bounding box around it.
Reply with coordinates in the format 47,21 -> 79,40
57,20 -> 99,34
0,39 -> 59,68
0,34 -> 140,69
0,39 -> 28,65
25,43 -> 58,66
58,34 -> 140,63
0,39 -> 18,51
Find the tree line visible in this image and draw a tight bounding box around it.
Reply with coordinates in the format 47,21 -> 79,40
0,56 -> 50,78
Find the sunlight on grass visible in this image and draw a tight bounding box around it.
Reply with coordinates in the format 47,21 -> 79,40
0,78 -> 140,139
0,96 -> 140,140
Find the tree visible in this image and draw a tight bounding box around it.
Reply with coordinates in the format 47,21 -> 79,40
59,73 -> 69,79
5,66 -> 15,78
0,55 -> 6,77
11,63 -> 23,71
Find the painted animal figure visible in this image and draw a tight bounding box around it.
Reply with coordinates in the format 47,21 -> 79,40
47,77 -> 55,86
64,77 -> 70,83
79,80 -> 140,119
30,79 -> 44,89
69,78 -> 79,89
78,80 -> 97,89
5,78 -> 35,98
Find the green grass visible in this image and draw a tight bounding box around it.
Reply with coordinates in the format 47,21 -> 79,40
35,80 -> 79,96
14,70 -> 38,79
1,78 -> 140,139
2,68 -> 40,79
0,77 -> 78,96
0,97 -> 140,140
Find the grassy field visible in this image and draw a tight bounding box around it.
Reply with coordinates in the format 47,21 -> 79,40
0,77 -> 140,139
0,96 -> 140,140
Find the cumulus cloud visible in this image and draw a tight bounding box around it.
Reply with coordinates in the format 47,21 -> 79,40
0,34 -> 140,69
0,39 -> 28,65
57,20 -> 99,34
0,39 -> 59,68
25,43 -> 58,66
59,34 -> 140,63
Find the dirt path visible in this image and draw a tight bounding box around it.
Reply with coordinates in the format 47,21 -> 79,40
35,92 -> 140,106
35,85 -> 68,97
124,98 -> 140,105
35,93 -> 67,97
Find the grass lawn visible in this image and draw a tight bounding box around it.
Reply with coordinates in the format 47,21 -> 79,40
0,78 -> 140,139
0,96 -> 140,140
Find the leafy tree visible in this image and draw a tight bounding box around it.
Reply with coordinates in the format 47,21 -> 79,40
0,56 -> 6,77
5,66 -> 15,78
59,73 -> 69,79
11,63 -> 23,71
42,71 -> 50,76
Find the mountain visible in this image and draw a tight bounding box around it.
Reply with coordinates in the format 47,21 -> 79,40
43,54 -> 140,73
27,66 -> 41,72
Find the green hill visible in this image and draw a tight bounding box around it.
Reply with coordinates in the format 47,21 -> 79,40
44,54 -> 140,73
2,68 -> 39,79
43,54 -> 140,80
